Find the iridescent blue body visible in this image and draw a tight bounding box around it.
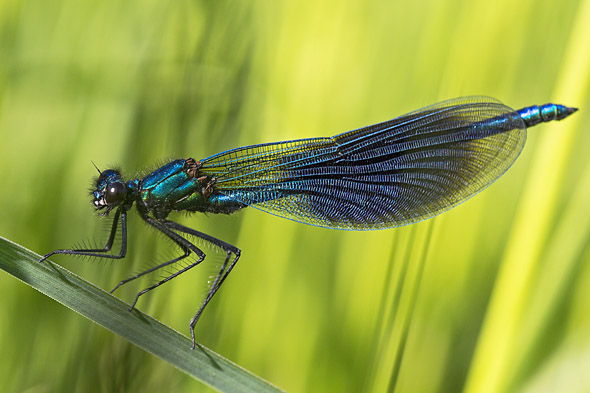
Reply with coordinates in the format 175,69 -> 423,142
138,159 -> 245,216
41,96 -> 577,348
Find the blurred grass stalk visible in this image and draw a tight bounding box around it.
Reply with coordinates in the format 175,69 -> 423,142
465,1 -> 590,391
359,0 -> 590,392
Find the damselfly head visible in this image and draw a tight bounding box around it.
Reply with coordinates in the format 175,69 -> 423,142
92,169 -> 127,214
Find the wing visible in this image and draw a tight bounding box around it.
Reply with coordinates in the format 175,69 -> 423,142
200,96 -> 527,230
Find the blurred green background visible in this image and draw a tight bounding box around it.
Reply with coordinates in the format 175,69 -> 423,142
1,0 -> 589,392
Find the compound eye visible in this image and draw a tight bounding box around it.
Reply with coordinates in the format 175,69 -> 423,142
104,182 -> 127,206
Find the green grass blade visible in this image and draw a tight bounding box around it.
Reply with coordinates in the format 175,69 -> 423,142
0,236 -> 283,393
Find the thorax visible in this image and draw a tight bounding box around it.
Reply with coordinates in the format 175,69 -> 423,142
136,158 -> 245,218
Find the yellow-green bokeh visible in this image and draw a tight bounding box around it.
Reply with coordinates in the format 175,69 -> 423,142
0,0 -> 588,392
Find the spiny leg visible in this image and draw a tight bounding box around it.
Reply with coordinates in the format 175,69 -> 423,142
110,246 -> 191,294
161,219 -> 241,349
188,251 -> 235,349
128,253 -> 205,311
124,216 -> 207,312
39,208 -> 127,262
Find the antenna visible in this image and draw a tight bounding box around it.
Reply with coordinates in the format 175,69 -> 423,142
91,161 -> 102,175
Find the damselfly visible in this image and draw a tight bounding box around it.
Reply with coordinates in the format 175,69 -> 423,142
41,96 -> 577,348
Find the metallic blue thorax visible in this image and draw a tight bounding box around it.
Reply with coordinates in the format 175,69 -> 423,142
137,158 -> 245,219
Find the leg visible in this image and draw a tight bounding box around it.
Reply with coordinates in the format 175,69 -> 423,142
109,247 -> 191,294
160,219 -> 241,349
39,208 -> 127,262
122,216 -> 207,312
